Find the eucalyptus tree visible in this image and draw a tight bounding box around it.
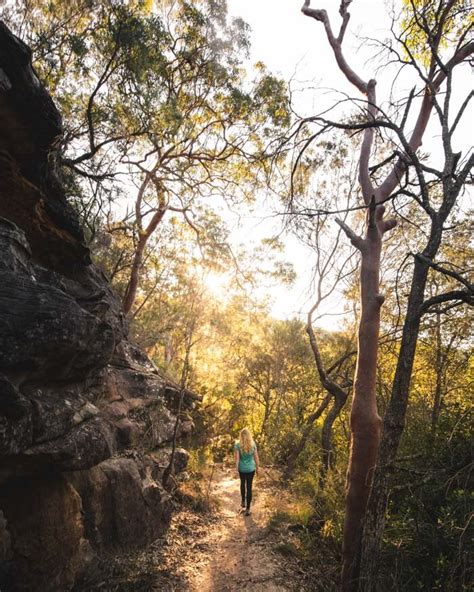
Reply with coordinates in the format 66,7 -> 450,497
2,0 -> 290,314
293,1 -> 474,588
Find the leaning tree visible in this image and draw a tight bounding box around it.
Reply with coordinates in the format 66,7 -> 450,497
295,1 -> 473,589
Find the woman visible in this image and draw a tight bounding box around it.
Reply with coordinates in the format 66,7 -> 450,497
234,427 -> 259,515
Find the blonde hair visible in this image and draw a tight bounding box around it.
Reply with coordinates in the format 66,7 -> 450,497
239,428 -> 254,454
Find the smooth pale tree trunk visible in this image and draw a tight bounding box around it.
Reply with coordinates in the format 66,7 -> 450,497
298,6 -> 395,585
340,203 -> 386,590
357,255 -> 429,591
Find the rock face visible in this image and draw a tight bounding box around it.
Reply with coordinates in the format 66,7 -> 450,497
0,22 -> 196,592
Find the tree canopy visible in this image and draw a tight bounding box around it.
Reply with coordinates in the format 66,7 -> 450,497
1,0 -> 472,590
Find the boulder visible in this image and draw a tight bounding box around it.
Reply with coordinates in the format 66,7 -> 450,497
151,447 -> 190,474
68,456 -> 173,551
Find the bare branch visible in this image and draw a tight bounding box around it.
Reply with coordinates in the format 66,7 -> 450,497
415,253 -> 474,291
420,289 -> 474,315
450,90 -> 474,137
378,40 -> 474,200
301,1 -> 369,95
359,80 -> 377,204
335,217 -> 365,251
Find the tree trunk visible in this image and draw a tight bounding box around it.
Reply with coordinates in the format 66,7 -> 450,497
357,255 -> 429,591
296,318 -> 349,484
320,393 -> 346,485
284,394 -> 331,480
357,125 -> 474,586
341,209 -> 384,591
122,234 -> 147,316
299,6 -> 474,590
259,393 -> 271,448
431,311 -> 443,433
163,321 -> 194,489
122,208 -> 166,316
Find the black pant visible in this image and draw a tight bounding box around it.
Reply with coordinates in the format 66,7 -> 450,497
239,470 -> 255,509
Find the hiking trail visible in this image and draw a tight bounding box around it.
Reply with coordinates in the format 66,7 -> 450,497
184,465 -> 294,591
75,464 -> 332,591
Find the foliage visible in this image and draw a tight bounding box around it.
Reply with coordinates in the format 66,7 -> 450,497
2,0 -> 291,310
400,0 -> 472,66
2,0 -> 472,588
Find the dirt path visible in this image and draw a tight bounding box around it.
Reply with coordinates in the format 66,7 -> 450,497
185,466 -> 293,591
75,465 -> 329,591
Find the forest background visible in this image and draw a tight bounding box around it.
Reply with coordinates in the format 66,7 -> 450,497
1,0 -> 472,590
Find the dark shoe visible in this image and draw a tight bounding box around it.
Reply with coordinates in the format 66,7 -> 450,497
245,509 -> 251,516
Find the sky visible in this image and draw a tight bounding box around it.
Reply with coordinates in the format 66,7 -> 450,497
227,0 -> 392,103
221,0 -> 393,324
214,0 -> 473,326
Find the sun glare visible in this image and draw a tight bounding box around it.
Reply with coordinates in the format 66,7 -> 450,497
202,271 -> 231,300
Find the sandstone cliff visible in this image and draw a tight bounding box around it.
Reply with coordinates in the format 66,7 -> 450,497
0,21 -> 195,591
